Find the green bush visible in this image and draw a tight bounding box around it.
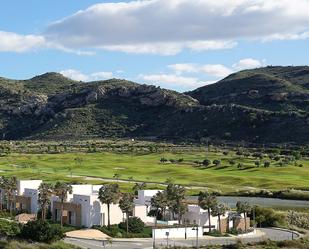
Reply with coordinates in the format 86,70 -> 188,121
20,220 -> 64,243
118,217 -> 145,233
0,219 -> 21,237
251,206 -> 285,227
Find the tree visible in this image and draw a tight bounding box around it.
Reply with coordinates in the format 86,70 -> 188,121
211,203 -> 229,233
236,201 -> 251,231
38,183 -> 53,221
0,176 -> 6,210
151,191 -> 168,220
174,201 -> 188,224
53,182 -> 72,226
119,217 -> 145,233
198,191 -> 217,232
264,161 -> 270,168
166,184 -> 186,222
1,177 -> 17,215
98,184 -> 120,227
256,214 -> 265,228
113,173 -> 121,181
202,159 -> 211,167
119,193 -> 134,233
213,159 -> 221,166
132,182 -> 147,196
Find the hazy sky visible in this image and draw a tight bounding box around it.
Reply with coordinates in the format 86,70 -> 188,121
1,0 -> 309,91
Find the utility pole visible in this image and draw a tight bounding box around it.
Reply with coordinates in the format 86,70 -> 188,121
192,226 -> 199,249
153,210 -> 158,249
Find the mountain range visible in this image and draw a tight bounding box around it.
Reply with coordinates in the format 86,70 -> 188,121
0,66 -> 308,144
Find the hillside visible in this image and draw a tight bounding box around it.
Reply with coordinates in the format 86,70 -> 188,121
0,67 -> 308,144
188,66 -> 309,113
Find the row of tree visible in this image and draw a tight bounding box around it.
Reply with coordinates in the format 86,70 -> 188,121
0,177 -> 252,234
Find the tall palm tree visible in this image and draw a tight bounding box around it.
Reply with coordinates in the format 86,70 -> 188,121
198,191 -> 218,232
236,201 -> 251,231
166,184 -> 186,220
0,176 -> 6,210
132,182 -> 147,196
211,203 -> 229,233
54,182 -> 73,226
98,184 -> 120,227
175,201 -> 188,224
38,183 -> 53,220
2,177 -> 18,215
151,191 -> 168,220
119,193 -> 134,233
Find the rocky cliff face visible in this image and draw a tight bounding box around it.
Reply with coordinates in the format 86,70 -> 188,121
0,68 -> 308,144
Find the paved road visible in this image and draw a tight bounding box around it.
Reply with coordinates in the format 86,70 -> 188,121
64,228 -> 299,249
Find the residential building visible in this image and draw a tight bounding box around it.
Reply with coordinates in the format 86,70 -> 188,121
51,185 -> 149,227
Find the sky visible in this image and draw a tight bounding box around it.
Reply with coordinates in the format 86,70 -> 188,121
1,0 -> 309,92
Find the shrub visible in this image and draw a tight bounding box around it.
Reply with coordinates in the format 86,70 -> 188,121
119,217 -> 145,233
251,206 -> 285,227
20,220 -> 64,243
229,160 -> 236,165
202,159 -> 211,166
0,219 -> 21,237
264,161 -> 270,168
213,159 -> 221,166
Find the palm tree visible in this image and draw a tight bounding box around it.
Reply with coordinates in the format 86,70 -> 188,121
2,177 -> 17,215
166,184 -> 186,220
54,182 -> 73,226
98,184 -> 120,227
236,201 -> 251,231
151,191 -> 168,220
198,191 -> 218,232
0,176 -> 6,210
38,183 -> 53,220
175,201 -> 188,224
132,182 -> 147,196
211,203 -> 229,233
119,193 -> 134,233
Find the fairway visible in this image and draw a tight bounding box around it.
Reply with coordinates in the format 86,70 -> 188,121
0,150 -> 308,194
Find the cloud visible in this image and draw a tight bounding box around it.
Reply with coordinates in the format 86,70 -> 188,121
60,69 -> 113,81
44,0 -> 309,54
168,63 -> 233,78
0,31 -> 45,52
233,58 -> 266,70
139,73 -> 211,90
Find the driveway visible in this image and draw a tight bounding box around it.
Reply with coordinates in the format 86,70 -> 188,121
64,228 -> 299,249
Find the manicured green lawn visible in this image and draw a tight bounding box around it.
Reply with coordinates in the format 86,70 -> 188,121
0,151 -> 308,193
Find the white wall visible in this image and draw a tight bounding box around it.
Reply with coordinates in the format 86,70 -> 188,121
69,185 -> 94,201
134,204 -> 149,223
183,205 -> 227,230
73,194 -> 124,228
136,190 -> 160,206
17,180 -> 42,195
153,226 -> 203,239
24,188 -> 39,214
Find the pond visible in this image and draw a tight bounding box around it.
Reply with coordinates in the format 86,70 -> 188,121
188,196 -> 309,210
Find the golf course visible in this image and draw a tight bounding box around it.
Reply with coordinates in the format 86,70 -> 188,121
0,148 -> 308,194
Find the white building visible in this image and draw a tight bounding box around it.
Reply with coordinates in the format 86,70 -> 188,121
183,205 -> 227,230
52,184 -> 150,228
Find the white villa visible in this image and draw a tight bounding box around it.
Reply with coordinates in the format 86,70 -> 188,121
0,180 -> 250,234
51,184 -> 150,227
0,180 -> 42,214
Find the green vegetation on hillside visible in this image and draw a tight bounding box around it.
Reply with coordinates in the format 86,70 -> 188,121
0,66 -> 308,143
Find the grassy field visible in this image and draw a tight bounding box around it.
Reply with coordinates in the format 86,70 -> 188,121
0,149 -> 308,194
